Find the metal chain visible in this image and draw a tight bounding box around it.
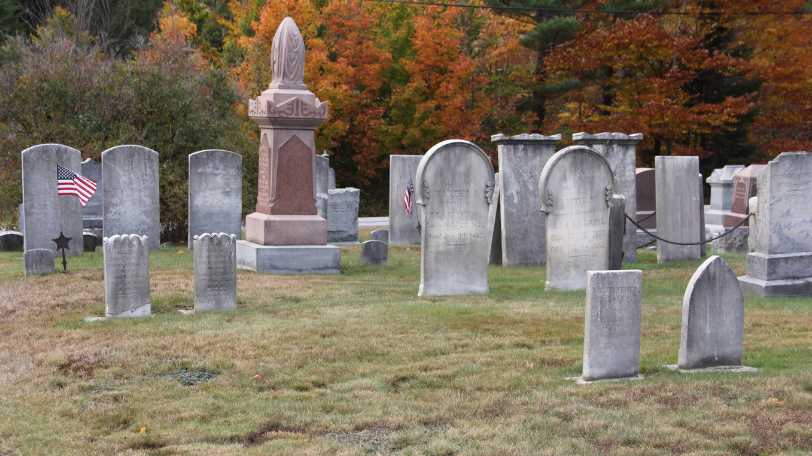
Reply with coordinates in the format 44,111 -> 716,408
628,212 -> 752,248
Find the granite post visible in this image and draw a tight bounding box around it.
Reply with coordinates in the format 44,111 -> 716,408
104,234 -> 150,318
194,233 -> 237,312
655,156 -> 701,262
389,155 -> 423,245
102,145 -> 160,249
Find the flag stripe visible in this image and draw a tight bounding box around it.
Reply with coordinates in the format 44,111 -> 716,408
56,164 -> 97,208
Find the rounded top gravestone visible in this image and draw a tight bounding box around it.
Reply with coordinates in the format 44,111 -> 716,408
102,145 -> 160,249
188,149 -> 243,248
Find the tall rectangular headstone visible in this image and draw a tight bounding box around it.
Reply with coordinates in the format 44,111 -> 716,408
583,270 -> 643,381
724,164 -> 765,227
635,168 -> 656,229
102,145 -> 160,249
188,150 -> 243,248
104,234 -> 150,318
417,140 -> 494,296
21,144 -> 83,255
705,165 -> 745,226
327,188 -> 360,243
491,133 -> 560,266
81,158 -> 103,231
194,233 -> 237,312
389,155 -> 423,245
655,156 -> 701,262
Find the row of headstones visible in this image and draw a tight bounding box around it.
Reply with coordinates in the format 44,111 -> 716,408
315,152 -> 362,244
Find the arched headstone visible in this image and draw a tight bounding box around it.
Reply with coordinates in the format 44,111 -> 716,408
188,150 -> 243,248
102,146 -> 160,249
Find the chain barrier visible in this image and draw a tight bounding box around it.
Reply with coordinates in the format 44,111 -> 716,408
629,212 -> 752,249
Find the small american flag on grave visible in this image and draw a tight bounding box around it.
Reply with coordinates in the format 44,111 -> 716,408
57,163 -> 97,207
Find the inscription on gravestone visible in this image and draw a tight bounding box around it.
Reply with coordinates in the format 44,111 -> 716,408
194,233 -> 237,312
104,234 -> 150,318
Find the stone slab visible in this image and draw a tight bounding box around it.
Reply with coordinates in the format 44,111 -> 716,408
102,145 -> 160,249
488,172 -> 502,265
24,248 -> 55,276
194,233 -> 238,312
665,365 -> 757,374
236,241 -> 340,274
327,188 -> 360,243
81,158 -> 103,229
188,150 -> 243,248
608,195 -> 626,270
245,213 -> 327,245
738,275 -> 812,297
361,240 -> 388,265
743,251 -> 812,281
655,156 -> 701,262
567,375 -> 644,385
104,234 -> 151,318
389,155 -> 423,245
371,229 -> 389,243
0,231 -> 23,252
636,168 -> 656,229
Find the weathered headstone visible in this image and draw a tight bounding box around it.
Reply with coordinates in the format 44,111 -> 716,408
539,146 -> 615,291
679,255 -> 744,369
24,249 -> 55,277
81,158 -> 103,231
0,231 -> 23,252
103,234 -> 150,318
739,152 -> 812,296
327,188 -> 360,243
389,154 -> 423,245
83,232 -> 98,252
635,168 -> 656,229
194,233 -> 237,312
488,172 -> 502,265
102,145 -> 160,249
491,133 -> 560,266
416,140 -> 494,296
724,165 -> 765,227
705,165 -> 745,226
711,226 -> 749,254
361,240 -> 388,265
21,144 -> 83,255
575,133 -> 643,263
188,150 -> 243,248
608,195 -> 626,270
655,156 -> 701,262
371,229 -> 389,243
582,270 -> 643,381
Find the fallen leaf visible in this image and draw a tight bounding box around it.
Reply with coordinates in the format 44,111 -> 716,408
526,361 -> 534,368
140,427 -> 146,434
251,375 -> 263,380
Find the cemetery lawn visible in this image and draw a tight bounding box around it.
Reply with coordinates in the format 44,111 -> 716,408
0,233 -> 811,455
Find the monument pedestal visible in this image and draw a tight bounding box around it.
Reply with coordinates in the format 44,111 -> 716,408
237,241 -> 340,274
738,251 -> 812,296
245,213 -> 327,245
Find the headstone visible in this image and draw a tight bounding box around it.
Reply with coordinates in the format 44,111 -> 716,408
574,133 -> 643,263
327,188 -> 360,243
608,195 -> 625,270
104,234 -> 150,318
583,270 -> 643,381
739,152 -> 812,296
389,155 -> 423,245
328,168 -> 336,190
705,165 -> 745,226
315,153 -> 330,218
188,150 -> 243,248
21,144 -> 83,255
488,172 -> 502,265
361,240 -> 388,265
371,229 -> 389,243
416,140 -> 494,296
635,168 -> 656,229
679,255 -> 744,369
0,231 -> 24,252
539,146 -> 615,291
491,133 -> 560,266
81,158 -> 103,230
724,165 -> 766,227
102,145 -> 160,249
655,156 -> 701,262
699,173 -> 707,258
23,249 -> 55,277
83,232 -> 98,252
194,233 -> 237,312
711,226 -> 749,254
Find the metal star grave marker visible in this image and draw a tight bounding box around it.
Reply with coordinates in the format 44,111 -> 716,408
52,231 -> 71,272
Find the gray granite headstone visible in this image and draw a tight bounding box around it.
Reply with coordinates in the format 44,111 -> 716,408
24,248 -> 55,277
104,234 -> 150,318
488,172 -> 502,265
389,155 -> 423,244
194,232 -> 237,312
102,146 -> 160,249
361,240 -> 388,265
608,195 -> 626,270
705,165 -> 745,226
21,144 -> 83,255
83,232 -> 98,252
539,146 -> 614,291
0,231 -> 24,252
583,270 -> 643,381
371,229 -> 389,243
80,158 -> 103,230
635,168 -> 656,230
655,156 -> 701,262
188,150 -> 243,248
491,133 -> 560,266
416,140 -> 494,296
680,255 -> 744,369
327,188 -> 360,243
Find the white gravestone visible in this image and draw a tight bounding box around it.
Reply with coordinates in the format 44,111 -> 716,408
194,233 -> 237,312
21,144 -> 83,255
188,150 -> 243,248
655,156 -> 701,262
102,146 -> 160,249
705,165 -> 745,226
389,155 -> 423,245
327,187 -> 360,243
104,234 -> 150,318
491,133 -> 560,266
24,249 -> 55,277
539,146 -> 615,291
81,158 -> 103,231
416,140 -> 495,296
583,270 -> 643,381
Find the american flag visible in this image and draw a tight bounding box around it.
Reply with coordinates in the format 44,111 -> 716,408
57,163 -> 97,207
404,177 -> 414,215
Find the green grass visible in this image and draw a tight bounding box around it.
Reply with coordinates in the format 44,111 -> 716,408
0,236 -> 810,455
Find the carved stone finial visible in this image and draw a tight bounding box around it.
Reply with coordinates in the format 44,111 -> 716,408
271,17 -> 306,88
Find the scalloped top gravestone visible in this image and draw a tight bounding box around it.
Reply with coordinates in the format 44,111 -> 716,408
102,146 -> 160,249
194,233 -> 237,312
104,234 -> 150,318
416,140 -> 495,296
188,150 -> 243,248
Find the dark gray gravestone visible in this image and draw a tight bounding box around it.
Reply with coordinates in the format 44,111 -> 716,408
194,233 -> 237,311
102,146 -> 160,249
83,232 -> 98,252
81,158 -> 103,230
361,240 -> 388,265
488,172 -> 502,265
0,231 -> 24,252
608,195 -> 626,270
371,229 -> 389,243
188,150 -> 243,248
104,234 -> 151,318
24,248 -> 55,277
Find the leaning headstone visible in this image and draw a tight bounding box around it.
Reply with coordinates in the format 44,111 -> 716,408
488,172 -> 502,265
102,145 -> 160,249
0,231 -> 24,252
371,229 -> 389,243
81,158 -> 103,232
327,188 -> 360,243
23,249 -> 55,277
194,233 -> 237,312
679,256 -> 745,369
539,146 -> 615,291
723,165 -> 766,227
83,232 -> 98,252
491,133 -> 560,266
104,234 -> 150,318
635,168 -> 656,229
705,165 -> 745,226
188,150 -> 243,248
655,156 -> 701,262
608,195 -> 626,270
417,140 -> 495,296
739,152 -> 812,296
389,155 -> 423,245
361,240 -> 388,265
711,226 -> 749,254
21,144 -> 83,255
582,270 -> 643,382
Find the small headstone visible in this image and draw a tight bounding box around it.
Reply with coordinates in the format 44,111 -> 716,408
83,232 -> 98,252
711,226 -> 749,254
371,229 -> 389,243
102,145 -> 160,249
655,156 -> 701,262
724,165 -> 765,227
389,155 -> 423,244
635,168 -> 656,229
679,256 -> 744,369
539,146 -> 615,291
608,195 -> 626,270
316,153 -> 330,195
417,140 -> 494,296
582,270 -> 643,381
194,233 -> 237,312
24,249 -> 55,277
81,158 -> 103,230
0,231 -> 24,252
361,240 -> 388,265
188,150 -> 243,248
705,165 -> 745,226
104,234 -> 150,318
327,188 -> 360,243
488,172 -> 502,265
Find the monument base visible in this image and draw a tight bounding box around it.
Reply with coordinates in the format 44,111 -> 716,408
738,251 -> 812,296
237,241 -> 340,274
566,375 -> 644,385
245,213 -> 327,246
665,365 -> 757,374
